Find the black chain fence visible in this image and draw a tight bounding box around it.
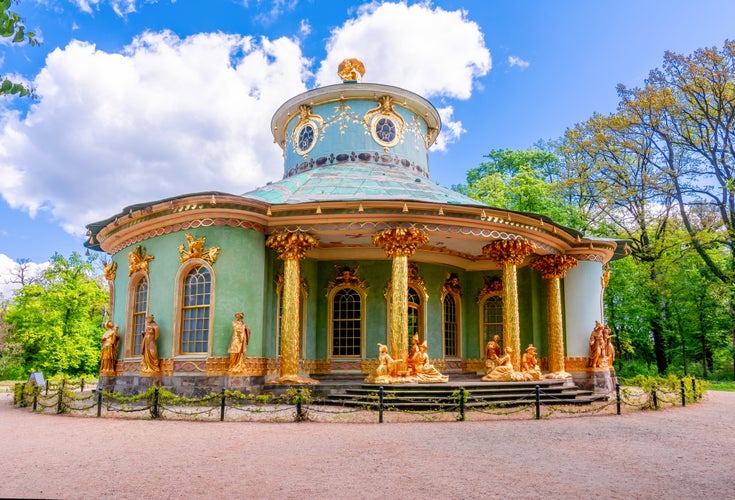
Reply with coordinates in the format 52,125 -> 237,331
12,375 -> 705,423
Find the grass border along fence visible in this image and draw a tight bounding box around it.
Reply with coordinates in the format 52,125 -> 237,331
13,374 -> 705,423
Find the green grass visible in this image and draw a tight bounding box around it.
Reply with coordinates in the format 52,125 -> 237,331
708,381 -> 735,392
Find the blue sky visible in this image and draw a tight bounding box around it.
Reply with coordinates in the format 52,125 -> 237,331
1,0 -> 734,295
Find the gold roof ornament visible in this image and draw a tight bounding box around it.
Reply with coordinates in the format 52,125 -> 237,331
337,58 -> 365,83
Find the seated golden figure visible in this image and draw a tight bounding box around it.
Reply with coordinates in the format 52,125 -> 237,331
482,346 -> 525,382
407,333 -> 421,376
520,344 -> 542,381
415,341 -> 448,383
365,343 -> 398,384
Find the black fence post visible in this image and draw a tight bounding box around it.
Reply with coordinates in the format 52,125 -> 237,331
96,387 -> 102,417
296,387 -> 303,422
458,387 -> 466,421
616,383 -> 621,415
80,377 -> 84,393
56,384 -> 63,414
378,386 -> 384,424
691,377 -> 697,401
535,385 -> 541,420
680,379 -> 686,407
45,380 -> 49,396
152,387 -> 160,419
652,388 -> 658,409
220,388 -> 226,422
33,390 -> 38,412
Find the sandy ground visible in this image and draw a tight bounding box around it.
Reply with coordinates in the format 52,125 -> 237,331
1,391 -> 734,499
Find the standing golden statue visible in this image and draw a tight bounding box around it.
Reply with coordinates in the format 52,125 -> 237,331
228,312 -> 251,375
140,315 -> 162,376
99,321 -> 120,376
407,333 -> 421,376
587,321 -> 606,368
364,343 -> 397,384
484,334 -> 502,374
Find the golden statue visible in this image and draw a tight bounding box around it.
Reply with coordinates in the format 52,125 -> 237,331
602,324 -> 615,368
337,58 -> 365,82
128,245 -> 154,276
364,343 -> 397,384
415,341 -> 449,383
140,315 -> 162,376
99,321 -> 120,376
520,344 -> 542,381
485,334 -> 502,373
407,333 -> 421,376
228,312 -> 251,375
482,346 -> 525,381
587,321 -> 606,368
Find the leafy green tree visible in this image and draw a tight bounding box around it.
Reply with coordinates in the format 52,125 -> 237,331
0,0 -> 38,97
454,148 -> 584,227
3,253 -> 108,377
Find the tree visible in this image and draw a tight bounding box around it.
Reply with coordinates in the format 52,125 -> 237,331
0,0 -> 38,97
454,148 -> 584,227
2,253 -> 108,377
617,40 -> 735,376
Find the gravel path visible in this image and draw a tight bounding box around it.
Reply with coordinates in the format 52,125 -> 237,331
1,391 -> 734,499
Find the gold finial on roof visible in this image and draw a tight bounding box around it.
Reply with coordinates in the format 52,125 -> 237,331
338,58 -> 365,83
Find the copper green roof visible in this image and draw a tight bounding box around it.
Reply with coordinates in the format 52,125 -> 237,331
242,163 -> 482,205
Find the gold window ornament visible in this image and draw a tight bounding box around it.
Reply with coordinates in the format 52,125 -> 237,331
291,105 -> 324,157
364,96 -> 404,150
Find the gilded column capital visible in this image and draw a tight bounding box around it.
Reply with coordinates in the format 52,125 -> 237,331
373,227 -> 429,258
530,255 -> 578,280
266,231 -> 318,260
482,239 -> 535,266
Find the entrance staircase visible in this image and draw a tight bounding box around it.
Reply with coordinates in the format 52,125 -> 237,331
309,374 -> 605,410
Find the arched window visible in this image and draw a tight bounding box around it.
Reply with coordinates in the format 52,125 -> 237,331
180,265 -> 211,354
407,286 -> 422,339
331,288 -> 362,357
131,275 -> 148,356
482,295 -> 503,345
443,293 -> 459,357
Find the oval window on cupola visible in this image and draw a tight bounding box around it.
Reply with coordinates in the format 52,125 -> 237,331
371,115 -> 401,148
293,121 -> 318,156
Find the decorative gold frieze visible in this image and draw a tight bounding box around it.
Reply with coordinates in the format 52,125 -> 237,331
103,260 -> 117,281
266,231 -> 318,260
529,255 -> 578,280
373,227 -> 429,258
178,233 -> 220,265
128,245 -> 154,276
482,238 -> 535,266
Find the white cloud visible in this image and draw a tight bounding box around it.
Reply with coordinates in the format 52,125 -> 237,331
0,31 -> 309,234
508,55 -> 529,68
70,0 -> 103,15
0,254 -> 47,300
433,105 -> 464,152
70,0 -> 137,17
299,19 -> 311,37
315,2 -> 491,100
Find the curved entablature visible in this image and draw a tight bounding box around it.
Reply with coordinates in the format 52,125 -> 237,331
87,191 -> 619,271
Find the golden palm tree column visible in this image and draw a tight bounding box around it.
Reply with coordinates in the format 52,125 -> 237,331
530,255 -> 578,378
373,227 -> 429,366
482,239 -> 535,369
265,230 -> 318,385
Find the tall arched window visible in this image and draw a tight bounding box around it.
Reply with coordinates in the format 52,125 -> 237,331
180,265 -> 211,354
131,276 -> 148,356
443,293 -> 459,357
331,288 -> 362,357
407,286 -> 422,339
482,295 -> 503,345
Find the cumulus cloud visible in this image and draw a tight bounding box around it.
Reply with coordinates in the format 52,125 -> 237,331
315,2 -> 491,99
0,31 -> 309,234
70,0 -> 137,17
508,55 -> 529,68
0,253 -> 47,300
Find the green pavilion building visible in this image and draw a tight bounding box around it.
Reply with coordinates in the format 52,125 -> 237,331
86,60 -> 624,396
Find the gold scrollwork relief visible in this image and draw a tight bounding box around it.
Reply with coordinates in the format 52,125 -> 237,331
128,246 -> 154,276
178,233 -> 220,265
